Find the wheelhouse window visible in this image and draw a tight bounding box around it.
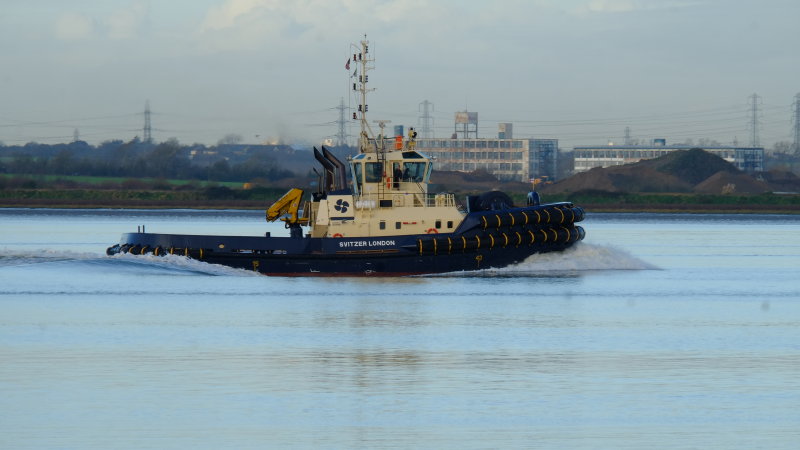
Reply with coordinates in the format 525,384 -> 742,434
352,162 -> 363,193
365,162 -> 383,182
403,162 -> 427,182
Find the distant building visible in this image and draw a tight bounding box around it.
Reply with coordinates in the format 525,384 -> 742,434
573,141 -> 764,174
415,136 -> 558,182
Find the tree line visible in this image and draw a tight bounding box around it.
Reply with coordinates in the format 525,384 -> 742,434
0,138 -> 296,183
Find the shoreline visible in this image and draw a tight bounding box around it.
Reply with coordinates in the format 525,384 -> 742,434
2,198 -> 799,214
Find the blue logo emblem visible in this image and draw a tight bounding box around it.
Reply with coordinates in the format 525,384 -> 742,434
334,199 -> 349,213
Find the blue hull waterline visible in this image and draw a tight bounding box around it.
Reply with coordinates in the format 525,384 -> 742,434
107,202 -> 585,276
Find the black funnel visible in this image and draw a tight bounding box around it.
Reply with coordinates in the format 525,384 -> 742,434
322,146 -> 347,190
313,147 -> 335,193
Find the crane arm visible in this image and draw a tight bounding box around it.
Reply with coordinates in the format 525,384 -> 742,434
266,188 -> 308,224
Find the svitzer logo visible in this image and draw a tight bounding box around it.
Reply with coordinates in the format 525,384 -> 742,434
339,240 -> 396,248
334,199 -> 349,213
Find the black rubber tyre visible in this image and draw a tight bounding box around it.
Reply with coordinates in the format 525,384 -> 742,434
476,191 -> 514,211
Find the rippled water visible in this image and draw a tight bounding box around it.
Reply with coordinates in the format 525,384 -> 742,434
1,209 -> 799,449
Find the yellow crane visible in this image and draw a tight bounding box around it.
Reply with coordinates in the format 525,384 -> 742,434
266,188 -> 309,225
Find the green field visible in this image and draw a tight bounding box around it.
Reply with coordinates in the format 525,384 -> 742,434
0,173 -> 243,189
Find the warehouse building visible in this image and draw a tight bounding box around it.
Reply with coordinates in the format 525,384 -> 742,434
573,141 -> 764,174
410,113 -> 558,182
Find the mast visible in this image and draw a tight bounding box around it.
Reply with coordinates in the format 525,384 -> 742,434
353,37 -> 376,154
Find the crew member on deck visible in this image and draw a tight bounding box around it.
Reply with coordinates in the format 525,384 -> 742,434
407,127 -> 417,150
393,164 -> 402,190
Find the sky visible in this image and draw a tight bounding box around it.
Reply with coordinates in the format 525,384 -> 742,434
1,0 -> 798,150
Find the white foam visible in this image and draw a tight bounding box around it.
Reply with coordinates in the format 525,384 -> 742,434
110,252 -> 261,277
507,243 -> 658,273
0,248 -> 259,276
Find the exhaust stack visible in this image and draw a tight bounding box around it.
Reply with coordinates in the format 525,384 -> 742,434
313,147 -> 335,193
322,146 -> 347,191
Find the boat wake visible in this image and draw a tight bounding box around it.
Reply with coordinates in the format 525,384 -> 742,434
515,243 -> 657,271
0,249 -> 260,277
431,243 -> 657,278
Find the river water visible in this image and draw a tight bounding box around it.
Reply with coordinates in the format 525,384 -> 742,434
1,209 -> 798,449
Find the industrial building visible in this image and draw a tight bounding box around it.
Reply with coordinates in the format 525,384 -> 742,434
411,112 -> 559,182
573,141 -> 764,174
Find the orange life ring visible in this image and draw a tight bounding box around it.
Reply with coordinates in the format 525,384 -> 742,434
332,233 -> 343,238
426,228 -> 438,234
386,177 -> 392,189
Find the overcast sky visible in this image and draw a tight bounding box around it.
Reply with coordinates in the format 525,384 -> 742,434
1,0 -> 798,149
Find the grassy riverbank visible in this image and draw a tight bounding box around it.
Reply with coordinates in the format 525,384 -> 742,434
0,187 -> 286,209
2,187 -> 799,213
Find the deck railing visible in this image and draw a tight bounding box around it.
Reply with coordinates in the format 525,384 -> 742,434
353,192 -> 456,209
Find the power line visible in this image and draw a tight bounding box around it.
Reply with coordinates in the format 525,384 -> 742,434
143,100 -> 152,144
418,100 -> 434,138
335,97 -> 349,146
748,93 -> 761,147
793,93 -> 800,155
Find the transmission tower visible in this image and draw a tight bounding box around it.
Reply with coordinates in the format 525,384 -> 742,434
335,97 -> 349,146
792,93 -> 800,155
748,93 -> 761,147
143,100 -> 153,144
73,128 -> 80,143
624,126 -> 632,145
418,100 -> 434,138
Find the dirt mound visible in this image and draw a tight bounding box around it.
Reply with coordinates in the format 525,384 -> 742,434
758,170 -> 800,193
542,148 -> 760,194
694,171 -> 771,194
639,148 -> 740,184
544,167 -> 618,193
430,170 -> 529,194
542,160 -> 693,194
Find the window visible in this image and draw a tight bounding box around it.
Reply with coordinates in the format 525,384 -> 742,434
365,162 -> 383,182
379,221 -> 386,230
404,162 -> 427,182
352,162 -> 363,193
435,220 -> 441,229
395,222 -> 401,229
447,221 -> 453,229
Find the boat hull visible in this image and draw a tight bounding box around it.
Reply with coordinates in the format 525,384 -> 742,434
106,202 -> 586,276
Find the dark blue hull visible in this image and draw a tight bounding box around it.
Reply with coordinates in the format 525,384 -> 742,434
106,202 -> 586,276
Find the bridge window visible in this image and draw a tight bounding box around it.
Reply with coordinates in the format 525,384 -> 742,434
365,162 -> 383,182
404,162 -> 427,182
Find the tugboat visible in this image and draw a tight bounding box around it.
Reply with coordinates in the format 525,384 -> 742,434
106,38 -> 585,276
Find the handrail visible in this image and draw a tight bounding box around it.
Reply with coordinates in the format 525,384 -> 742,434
353,192 -> 456,209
